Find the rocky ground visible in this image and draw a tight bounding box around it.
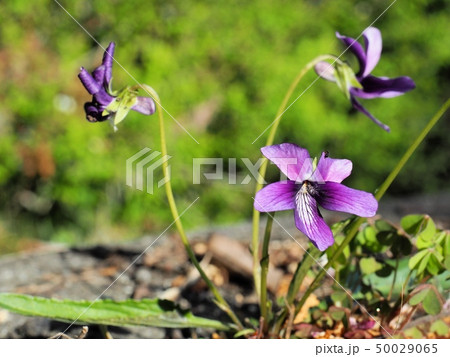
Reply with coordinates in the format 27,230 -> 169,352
0,193 -> 449,338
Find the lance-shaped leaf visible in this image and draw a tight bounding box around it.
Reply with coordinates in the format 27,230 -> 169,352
0,294 -> 230,330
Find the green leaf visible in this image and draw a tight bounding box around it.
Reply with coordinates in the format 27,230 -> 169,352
318,300 -> 328,311
375,219 -> 396,232
434,231 -> 446,245
233,329 -> 256,338
326,233 -> 349,266
416,217 -> 437,249
417,251 -> 431,275
404,327 -> 424,339
359,226 -> 386,253
331,218 -> 352,235
409,287 -> 429,306
433,248 -> 444,262
430,320 -> 449,336
329,307 -> 346,321
422,288 -> 442,315
409,249 -> 429,270
331,291 -> 350,308
331,291 -> 347,304
401,215 -> 425,235
334,62 -> 362,100
360,257 -> 382,275
444,233 -> 450,255
444,255 -> 450,270
103,87 -> 139,128
436,271 -> 450,292
0,294 -> 230,330
363,258 -> 410,299
427,253 -> 443,276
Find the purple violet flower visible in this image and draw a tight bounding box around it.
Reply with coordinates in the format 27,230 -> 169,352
78,42 -> 155,126
254,143 -> 378,251
315,27 -> 415,131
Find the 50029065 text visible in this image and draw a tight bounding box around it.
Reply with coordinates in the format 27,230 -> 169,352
375,343 -> 438,354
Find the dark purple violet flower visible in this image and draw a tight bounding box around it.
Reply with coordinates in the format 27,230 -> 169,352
78,42 -> 155,127
254,143 -> 378,251
315,27 -> 415,131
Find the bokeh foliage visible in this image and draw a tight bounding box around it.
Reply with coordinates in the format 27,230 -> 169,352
0,0 -> 449,246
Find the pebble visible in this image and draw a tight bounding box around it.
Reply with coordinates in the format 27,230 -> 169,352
134,267 -> 153,284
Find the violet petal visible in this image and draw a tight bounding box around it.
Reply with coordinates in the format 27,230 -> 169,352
352,75 -> 416,99
102,42 -> 115,86
336,32 -> 366,77
254,180 -> 297,212
311,152 -> 353,184
261,143 -> 313,182
351,97 -> 390,132
92,64 -> 106,85
294,191 -> 334,251
131,96 -> 156,115
93,89 -> 114,107
314,61 -> 336,82
315,182 -> 378,217
78,68 -> 101,95
358,320 -> 376,330
84,102 -> 109,122
362,27 -> 382,77
84,102 -> 99,122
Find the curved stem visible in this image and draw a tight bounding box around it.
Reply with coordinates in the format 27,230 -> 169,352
373,97 -> 450,201
294,97 -> 450,316
251,55 -> 339,297
142,85 -> 243,330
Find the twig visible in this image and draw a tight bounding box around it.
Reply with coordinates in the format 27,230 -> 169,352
49,326 -> 89,339
284,297 -> 296,339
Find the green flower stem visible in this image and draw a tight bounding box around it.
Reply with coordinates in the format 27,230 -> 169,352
294,97 -> 450,317
142,85 -> 243,330
272,247 -> 320,335
252,55 -> 339,297
260,215 -> 274,332
286,247 -> 320,307
373,97 -> 450,202
387,258 -> 399,301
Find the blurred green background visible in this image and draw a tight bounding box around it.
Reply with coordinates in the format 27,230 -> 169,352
0,0 -> 449,253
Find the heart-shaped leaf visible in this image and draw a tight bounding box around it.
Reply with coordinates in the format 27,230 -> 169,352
422,287 -> 442,315
408,249 -> 428,270
360,257 -> 383,275
427,253 -> 443,276
401,215 -> 425,235
430,320 -> 449,337
409,286 -> 442,315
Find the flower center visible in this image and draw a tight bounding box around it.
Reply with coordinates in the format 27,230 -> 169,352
299,180 -> 318,196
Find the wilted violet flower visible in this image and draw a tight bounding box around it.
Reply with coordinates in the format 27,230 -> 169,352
315,27 -> 415,131
78,42 -> 155,128
344,317 -> 376,339
254,143 -> 378,251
